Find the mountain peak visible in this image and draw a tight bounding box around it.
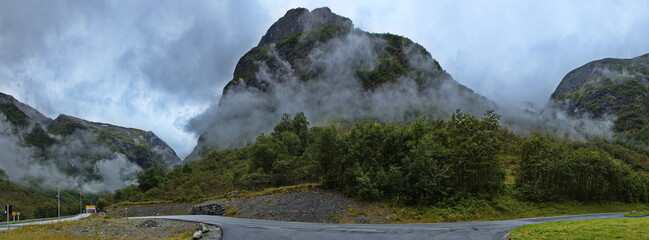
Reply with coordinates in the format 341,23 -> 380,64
186,7 -> 495,162
258,7 -> 353,46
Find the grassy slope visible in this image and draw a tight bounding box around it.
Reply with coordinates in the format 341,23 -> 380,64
509,218 -> 649,240
0,179 -> 54,220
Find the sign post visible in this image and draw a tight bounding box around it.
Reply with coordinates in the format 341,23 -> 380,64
5,204 -> 12,223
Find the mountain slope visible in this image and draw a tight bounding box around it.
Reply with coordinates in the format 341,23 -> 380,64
0,174 -> 53,220
49,114 -> 180,168
550,53 -> 649,143
186,7 -> 494,161
0,92 -> 180,194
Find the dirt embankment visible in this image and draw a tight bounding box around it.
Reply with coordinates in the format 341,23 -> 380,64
107,188 -> 396,223
108,202 -> 195,218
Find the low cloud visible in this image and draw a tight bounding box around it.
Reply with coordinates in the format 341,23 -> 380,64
0,118 -> 142,194
186,29 -> 495,155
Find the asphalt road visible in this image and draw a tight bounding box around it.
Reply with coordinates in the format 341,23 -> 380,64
135,212 -> 637,240
0,213 -> 92,231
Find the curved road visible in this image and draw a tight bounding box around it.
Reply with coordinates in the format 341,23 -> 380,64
135,212 -> 639,240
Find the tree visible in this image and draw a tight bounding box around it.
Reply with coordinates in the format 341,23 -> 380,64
402,134 -> 453,204
292,112 -> 310,151
250,134 -> 282,173
137,167 -> 167,192
446,110 -> 504,196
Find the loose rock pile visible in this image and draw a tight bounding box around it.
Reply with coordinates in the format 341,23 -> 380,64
190,204 -> 226,216
136,220 -> 160,228
190,223 -> 222,240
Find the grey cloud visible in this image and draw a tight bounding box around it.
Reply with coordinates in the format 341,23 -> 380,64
1,1 -> 648,160
0,0 -> 275,158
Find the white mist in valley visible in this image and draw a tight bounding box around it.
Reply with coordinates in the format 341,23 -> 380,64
0,118 -> 142,194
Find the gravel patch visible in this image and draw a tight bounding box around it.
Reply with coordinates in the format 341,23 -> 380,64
108,202 -> 195,218
106,188 -> 396,224
197,189 -> 395,223
47,218 -> 195,239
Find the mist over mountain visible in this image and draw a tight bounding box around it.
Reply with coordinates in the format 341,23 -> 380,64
185,7 -> 496,161
549,53 -> 649,144
184,7 -> 630,162
0,92 -> 180,194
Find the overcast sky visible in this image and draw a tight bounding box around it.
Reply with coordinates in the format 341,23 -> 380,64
1,0 -> 648,158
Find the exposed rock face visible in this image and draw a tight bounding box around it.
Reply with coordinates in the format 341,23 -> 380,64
550,53 -> 649,141
258,7 -> 352,46
190,203 -> 226,216
185,7 -> 494,161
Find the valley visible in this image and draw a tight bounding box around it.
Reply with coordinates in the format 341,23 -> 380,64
1,4 -> 648,240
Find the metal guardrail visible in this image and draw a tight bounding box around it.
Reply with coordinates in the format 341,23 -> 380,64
0,213 -> 84,226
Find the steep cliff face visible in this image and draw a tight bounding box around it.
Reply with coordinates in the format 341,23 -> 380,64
550,54 -> 649,143
186,7 -> 494,161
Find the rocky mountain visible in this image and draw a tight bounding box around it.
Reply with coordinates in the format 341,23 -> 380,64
48,114 -> 180,168
186,7 -> 494,161
0,92 -> 180,193
550,53 -> 649,143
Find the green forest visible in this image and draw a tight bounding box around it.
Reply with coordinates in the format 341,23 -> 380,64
99,111 -> 649,210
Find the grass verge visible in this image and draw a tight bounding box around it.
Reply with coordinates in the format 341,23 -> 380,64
0,220 -> 91,240
0,218 -> 194,240
508,218 -> 649,240
624,211 -> 649,217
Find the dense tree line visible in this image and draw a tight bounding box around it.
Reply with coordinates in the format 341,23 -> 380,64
103,111 -> 649,207
517,135 -> 649,202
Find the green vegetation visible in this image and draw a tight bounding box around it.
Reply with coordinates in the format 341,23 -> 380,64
227,23 -> 351,90
102,111 -> 508,205
517,135 -> 649,202
0,178 -> 86,220
97,110 -> 649,224
0,174 -> 99,221
47,115 -> 169,169
25,125 -> 56,148
357,34 -> 411,89
48,116 -> 87,136
624,211 -> 649,217
0,103 -> 29,128
349,198 -> 649,223
509,218 -> 649,240
559,77 -> 649,145
0,179 -> 49,221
